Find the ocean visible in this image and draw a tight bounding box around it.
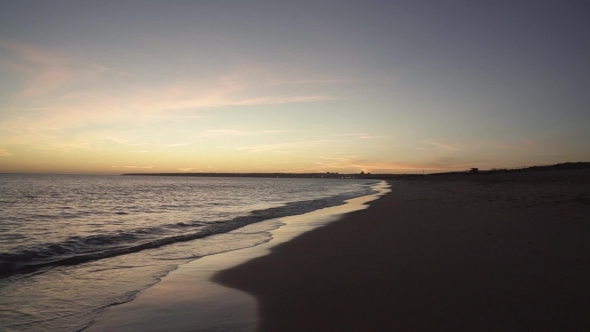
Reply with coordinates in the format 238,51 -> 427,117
0,174 -> 380,332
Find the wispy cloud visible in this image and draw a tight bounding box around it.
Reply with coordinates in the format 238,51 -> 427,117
177,167 -> 201,172
229,64 -> 353,87
230,95 -> 335,106
423,140 -> 458,151
111,165 -> 153,169
119,66 -> 340,113
195,129 -> 285,138
0,42 -> 358,163
197,129 -> 244,137
281,78 -> 354,85
0,42 -> 343,151
159,143 -> 190,147
236,139 -> 341,153
322,133 -> 379,140
0,148 -> 12,157
0,41 -> 108,98
319,154 -> 359,160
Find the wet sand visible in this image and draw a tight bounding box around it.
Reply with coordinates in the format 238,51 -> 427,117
214,170 -> 590,331
85,184 -> 389,332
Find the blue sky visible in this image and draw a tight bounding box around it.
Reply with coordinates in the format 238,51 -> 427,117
1,0 -> 589,173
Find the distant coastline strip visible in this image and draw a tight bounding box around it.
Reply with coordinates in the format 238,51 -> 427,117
121,162 -> 590,178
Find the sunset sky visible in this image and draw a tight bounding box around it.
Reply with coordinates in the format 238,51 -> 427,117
1,1 -> 589,174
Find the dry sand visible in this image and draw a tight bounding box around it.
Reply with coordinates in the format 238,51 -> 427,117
214,169 -> 590,331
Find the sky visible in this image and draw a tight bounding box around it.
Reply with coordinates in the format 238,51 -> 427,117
1,0 -> 589,174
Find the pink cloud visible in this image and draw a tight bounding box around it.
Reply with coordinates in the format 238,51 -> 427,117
423,140 -> 458,151
0,148 -> 12,157
0,41 -> 108,98
310,154 -> 478,173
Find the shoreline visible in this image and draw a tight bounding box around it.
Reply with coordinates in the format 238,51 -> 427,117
85,181 -> 389,331
215,170 -> 590,331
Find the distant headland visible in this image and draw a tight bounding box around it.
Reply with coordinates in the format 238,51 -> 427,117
122,162 -> 590,179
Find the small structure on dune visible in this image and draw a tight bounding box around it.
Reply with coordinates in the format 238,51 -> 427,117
469,168 -> 479,174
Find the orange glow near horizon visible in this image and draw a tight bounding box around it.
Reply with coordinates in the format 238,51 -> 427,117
2,3 -> 589,174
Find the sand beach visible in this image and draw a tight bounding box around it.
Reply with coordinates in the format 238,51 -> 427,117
85,169 -> 590,331
215,169 -> 590,331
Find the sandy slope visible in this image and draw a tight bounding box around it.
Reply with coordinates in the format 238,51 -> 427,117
215,170 -> 590,331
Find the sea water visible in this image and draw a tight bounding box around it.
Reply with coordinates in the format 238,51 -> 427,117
0,174 -> 378,332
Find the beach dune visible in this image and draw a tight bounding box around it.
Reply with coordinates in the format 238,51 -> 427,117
215,170 -> 590,331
